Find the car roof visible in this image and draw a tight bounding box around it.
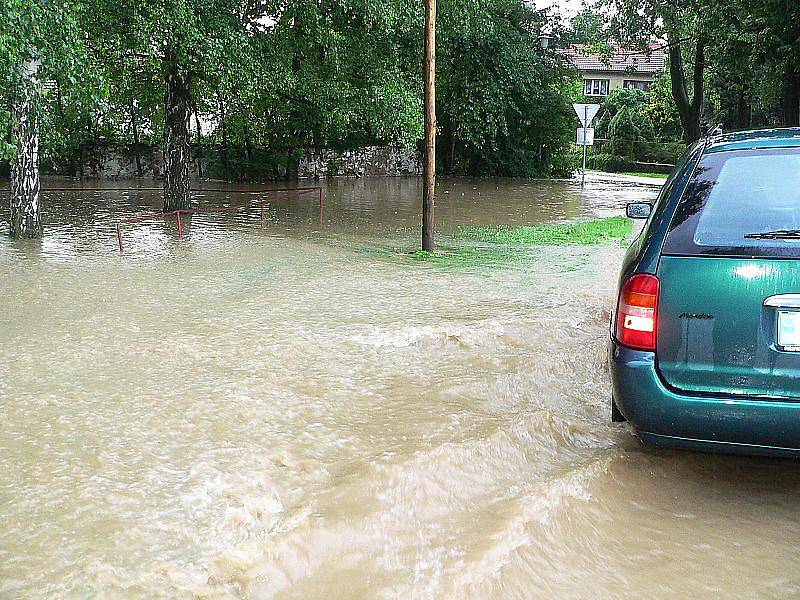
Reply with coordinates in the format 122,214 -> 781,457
705,127 -> 800,153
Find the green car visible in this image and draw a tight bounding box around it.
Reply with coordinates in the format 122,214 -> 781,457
610,127 -> 800,457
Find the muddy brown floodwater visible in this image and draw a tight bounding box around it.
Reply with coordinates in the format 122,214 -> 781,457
2,176 -> 800,598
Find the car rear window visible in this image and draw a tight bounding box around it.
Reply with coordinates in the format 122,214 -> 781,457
663,147 -> 800,258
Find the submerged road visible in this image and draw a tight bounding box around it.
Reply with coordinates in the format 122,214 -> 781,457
1,177 -> 798,598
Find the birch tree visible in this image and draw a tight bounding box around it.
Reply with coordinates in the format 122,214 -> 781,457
1,0 -> 85,238
10,59 -> 42,238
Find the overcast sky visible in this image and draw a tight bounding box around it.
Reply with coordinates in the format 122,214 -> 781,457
533,0 -> 585,18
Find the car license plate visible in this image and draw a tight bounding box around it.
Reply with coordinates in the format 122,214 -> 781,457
778,310 -> 800,350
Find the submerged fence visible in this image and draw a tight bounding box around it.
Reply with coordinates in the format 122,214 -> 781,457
110,186 -> 323,253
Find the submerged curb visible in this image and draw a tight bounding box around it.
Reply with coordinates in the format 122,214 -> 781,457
582,171 -> 667,187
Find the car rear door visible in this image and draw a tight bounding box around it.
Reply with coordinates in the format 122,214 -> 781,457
656,147 -> 800,399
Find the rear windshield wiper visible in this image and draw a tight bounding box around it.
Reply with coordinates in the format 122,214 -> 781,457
744,229 -> 800,240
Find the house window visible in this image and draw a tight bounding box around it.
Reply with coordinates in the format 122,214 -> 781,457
624,80 -> 651,91
584,79 -> 610,96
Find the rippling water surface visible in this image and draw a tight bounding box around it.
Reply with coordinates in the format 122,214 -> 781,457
2,177 -> 800,598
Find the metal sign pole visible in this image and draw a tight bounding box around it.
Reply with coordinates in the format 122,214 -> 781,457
573,103 -> 598,188
582,106 -> 588,187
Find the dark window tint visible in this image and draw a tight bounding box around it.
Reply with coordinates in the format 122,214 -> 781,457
663,148 -> 800,257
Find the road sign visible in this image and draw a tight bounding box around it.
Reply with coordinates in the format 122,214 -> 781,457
572,103 -> 600,127
573,103 -> 599,188
577,127 -> 595,146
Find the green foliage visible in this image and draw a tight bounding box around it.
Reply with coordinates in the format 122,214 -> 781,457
608,107 -> 641,140
593,86 -> 673,163
586,152 -> 636,172
436,0 -> 577,177
458,216 -> 633,245
0,0 -> 96,162
603,0 -> 800,140
244,0 -> 422,153
599,88 -> 658,144
643,73 -> 682,139
703,0 -> 800,129
2,0 -> 584,180
608,107 -> 641,157
549,145 -> 581,177
603,87 -> 648,114
596,110 -> 612,138
565,9 -> 607,46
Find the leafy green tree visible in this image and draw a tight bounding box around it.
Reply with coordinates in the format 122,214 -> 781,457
608,106 -> 640,157
82,0 -> 258,209
595,87 -> 647,148
642,73 -> 682,140
565,7 -> 607,46
602,0 -> 712,143
704,0 -> 800,129
604,0 -> 800,141
198,0 -> 423,179
3,0 -> 586,204
437,0 -> 576,177
603,87 -> 648,113
1,0 -> 89,237
596,110 -> 612,138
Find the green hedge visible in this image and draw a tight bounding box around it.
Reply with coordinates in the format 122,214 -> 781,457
586,153 -> 637,173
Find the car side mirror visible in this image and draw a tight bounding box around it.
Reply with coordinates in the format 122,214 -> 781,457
626,202 -> 652,219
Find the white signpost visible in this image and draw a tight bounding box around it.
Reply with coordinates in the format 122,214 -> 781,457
573,103 -> 600,187
576,127 -> 595,146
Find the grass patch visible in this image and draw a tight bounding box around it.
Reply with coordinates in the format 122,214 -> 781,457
457,216 -> 633,246
357,217 -> 633,271
620,171 -> 668,179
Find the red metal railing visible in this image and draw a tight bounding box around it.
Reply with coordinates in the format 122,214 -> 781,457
113,186 -> 323,253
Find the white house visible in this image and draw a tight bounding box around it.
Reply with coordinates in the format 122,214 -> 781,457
561,43 -> 666,97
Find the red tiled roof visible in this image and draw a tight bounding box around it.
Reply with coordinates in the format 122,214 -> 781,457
561,43 -> 666,74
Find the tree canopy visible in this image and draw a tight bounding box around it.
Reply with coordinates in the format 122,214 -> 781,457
601,0 -> 800,142
1,0 -> 580,185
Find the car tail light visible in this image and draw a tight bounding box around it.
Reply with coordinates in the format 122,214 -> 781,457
615,274 -> 659,351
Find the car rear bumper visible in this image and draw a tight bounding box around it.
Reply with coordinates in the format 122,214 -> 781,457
610,341 -> 800,457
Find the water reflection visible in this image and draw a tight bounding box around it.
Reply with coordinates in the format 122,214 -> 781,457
1,176 -> 649,262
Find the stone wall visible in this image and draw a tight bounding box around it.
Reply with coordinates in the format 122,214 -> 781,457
297,146 -> 422,178
40,144 -> 422,180
68,145 -> 169,179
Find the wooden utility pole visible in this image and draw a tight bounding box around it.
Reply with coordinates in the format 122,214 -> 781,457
422,0 -> 436,252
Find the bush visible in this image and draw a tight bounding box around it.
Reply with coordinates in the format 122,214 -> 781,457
608,107 -> 642,158
630,140 -> 684,165
550,147 -> 582,177
595,110 -> 612,138
586,153 -> 637,173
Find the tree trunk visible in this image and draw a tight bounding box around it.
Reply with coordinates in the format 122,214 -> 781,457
244,122 -> 253,162
736,88 -> 752,130
667,33 -> 704,144
9,61 -> 42,239
442,118 -> 455,175
163,51 -> 191,211
422,0 -> 436,252
131,102 -> 143,177
782,65 -> 800,126
194,109 -> 203,179
219,96 -> 229,179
